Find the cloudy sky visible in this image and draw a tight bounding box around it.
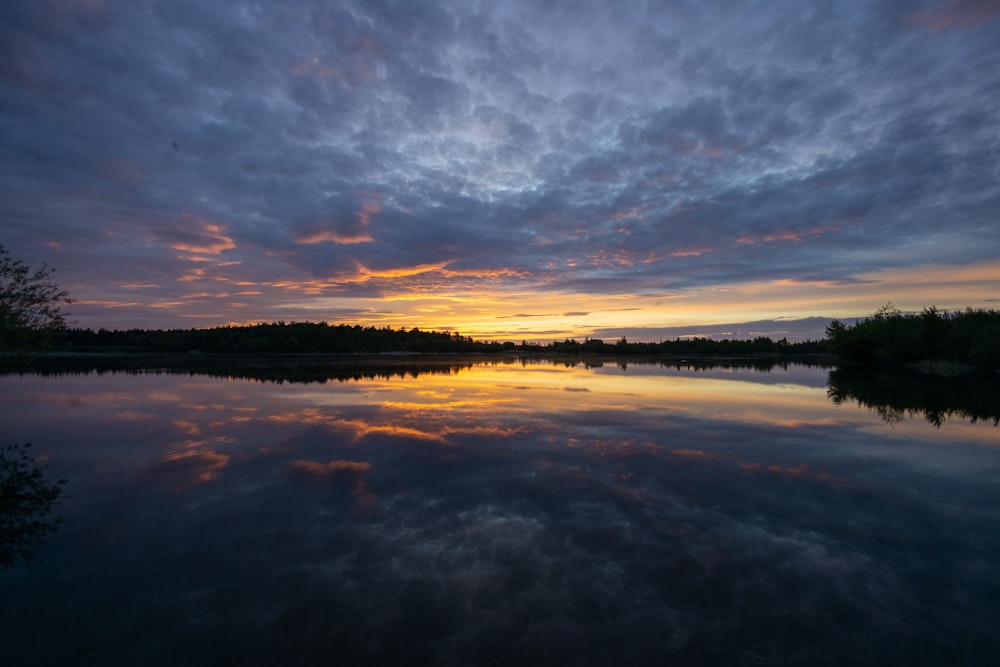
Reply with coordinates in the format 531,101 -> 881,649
3,0 -> 999,341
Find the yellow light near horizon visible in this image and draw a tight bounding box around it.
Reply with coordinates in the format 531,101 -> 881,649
286,361 -> 1000,448
394,260 -> 1000,340
79,258 -> 999,340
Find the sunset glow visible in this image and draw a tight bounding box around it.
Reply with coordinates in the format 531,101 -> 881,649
3,1 -> 998,340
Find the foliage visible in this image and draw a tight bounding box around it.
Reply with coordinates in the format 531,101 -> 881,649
63,322 -> 487,354
1,442 -> 67,568
539,335 -> 826,357
57,321 -> 828,357
825,305 -> 1000,369
0,245 -> 72,354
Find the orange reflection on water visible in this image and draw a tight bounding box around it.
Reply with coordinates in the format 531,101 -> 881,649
288,459 -> 378,506
289,459 -> 371,475
668,447 -> 719,460
264,407 -> 450,444
740,462 -> 847,484
5,361 -> 998,500
152,439 -> 232,488
358,362 -> 836,427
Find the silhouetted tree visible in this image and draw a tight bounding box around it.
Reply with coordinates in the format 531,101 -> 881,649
0,245 -> 72,354
824,305 -> 1000,369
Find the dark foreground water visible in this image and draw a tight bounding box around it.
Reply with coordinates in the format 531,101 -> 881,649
2,358 -> 998,666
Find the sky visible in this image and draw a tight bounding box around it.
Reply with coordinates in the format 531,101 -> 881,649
2,0 -> 999,342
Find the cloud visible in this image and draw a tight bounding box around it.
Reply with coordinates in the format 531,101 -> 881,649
589,317 -> 837,343
155,215 -> 238,255
905,0 -> 1000,30
1,0 -> 997,333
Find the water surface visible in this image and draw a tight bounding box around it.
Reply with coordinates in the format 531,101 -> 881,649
2,359 -> 998,665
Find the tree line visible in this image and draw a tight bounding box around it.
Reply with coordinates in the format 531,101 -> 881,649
62,322 -> 487,354
57,322 -> 828,356
825,304 -> 1000,368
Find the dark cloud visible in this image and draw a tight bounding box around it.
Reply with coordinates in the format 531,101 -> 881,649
1,0 -> 997,330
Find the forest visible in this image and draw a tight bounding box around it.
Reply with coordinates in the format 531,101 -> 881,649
8,308 -> 999,370
57,322 -> 828,357
37,305 -> 1000,368
825,305 -> 1000,368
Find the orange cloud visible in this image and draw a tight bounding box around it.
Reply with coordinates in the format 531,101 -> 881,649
169,216 -> 236,254
294,198 -> 381,245
668,247 -> 715,258
363,262 -> 450,279
172,419 -> 201,436
177,268 -> 206,282
75,299 -> 141,308
736,225 -> 838,246
295,230 -> 374,245
264,261 -> 504,297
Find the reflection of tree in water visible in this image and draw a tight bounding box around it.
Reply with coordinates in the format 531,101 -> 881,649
1,442 -> 67,567
827,368 -> 1000,427
4,355 -> 831,385
2,355 -> 480,385
871,403 -> 906,427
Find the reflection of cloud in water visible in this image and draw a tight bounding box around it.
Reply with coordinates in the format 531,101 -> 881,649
289,459 -> 371,475
145,441 -> 232,487
739,461 -> 847,484
3,364 -> 1000,664
223,420 -> 996,664
289,459 -> 378,507
254,476 -> 886,664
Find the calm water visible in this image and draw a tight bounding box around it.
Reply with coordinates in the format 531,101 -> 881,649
2,359 -> 998,666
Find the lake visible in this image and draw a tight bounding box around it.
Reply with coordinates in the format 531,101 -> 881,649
2,358 -> 998,666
